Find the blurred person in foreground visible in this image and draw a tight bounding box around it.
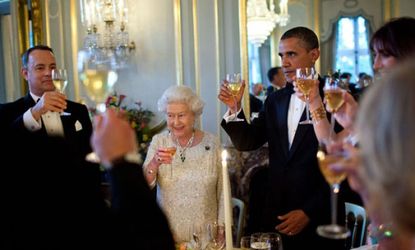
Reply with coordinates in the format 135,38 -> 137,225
342,60 -> 415,250
143,85 -> 224,248
0,109 -> 175,250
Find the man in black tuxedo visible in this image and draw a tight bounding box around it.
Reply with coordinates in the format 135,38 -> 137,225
0,109 -> 175,249
219,27 -> 339,250
0,45 -> 92,157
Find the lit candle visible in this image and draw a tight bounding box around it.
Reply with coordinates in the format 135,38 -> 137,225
221,150 -> 233,250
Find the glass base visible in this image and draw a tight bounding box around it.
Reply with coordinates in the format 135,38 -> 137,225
299,119 -> 313,125
317,224 -> 350,239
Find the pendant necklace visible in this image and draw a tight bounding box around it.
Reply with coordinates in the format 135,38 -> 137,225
174,131 -> 195,163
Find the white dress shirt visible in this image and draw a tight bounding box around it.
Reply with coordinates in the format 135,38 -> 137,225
223,92 -> 305,149
23,93 -> 65,137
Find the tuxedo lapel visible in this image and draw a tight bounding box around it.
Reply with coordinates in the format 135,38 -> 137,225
275,86 -> 292,159
60,114 -> 73,138
288,110 -> 312,159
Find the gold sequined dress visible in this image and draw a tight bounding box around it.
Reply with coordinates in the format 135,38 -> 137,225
144,131 -> 225,245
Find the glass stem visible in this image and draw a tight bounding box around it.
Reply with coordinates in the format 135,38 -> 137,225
305,96 -> 311,121
330,112 -> 335,140
331,183 -> 340,225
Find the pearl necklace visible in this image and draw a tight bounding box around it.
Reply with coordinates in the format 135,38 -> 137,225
174,131 -> 195,163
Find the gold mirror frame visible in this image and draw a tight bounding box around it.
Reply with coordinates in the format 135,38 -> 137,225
14,0 -> 44,95
239,0 -> 250,121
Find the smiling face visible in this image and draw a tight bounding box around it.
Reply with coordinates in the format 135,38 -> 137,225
22,49 -> 57,96
278,37 -> 320,83
166,102 -> 195,140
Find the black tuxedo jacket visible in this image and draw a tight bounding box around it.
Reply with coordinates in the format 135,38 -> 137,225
0,93 -> 93,156
222,81 -> 342,249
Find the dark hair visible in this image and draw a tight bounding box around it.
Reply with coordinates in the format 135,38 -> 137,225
281,26 -> 319,51
22,45 -> 54,69
370,17 -> 415,60
340,72 -> 352,79
267,67 -> 281,82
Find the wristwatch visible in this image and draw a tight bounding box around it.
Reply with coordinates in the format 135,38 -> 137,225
103,151 -> 142,169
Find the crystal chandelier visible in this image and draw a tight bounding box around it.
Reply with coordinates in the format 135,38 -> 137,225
80,0 -> 135,67
247,0 -> 290,47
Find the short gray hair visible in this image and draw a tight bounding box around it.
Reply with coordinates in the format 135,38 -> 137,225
157,85 -> 204,117
357,60 -> 415,233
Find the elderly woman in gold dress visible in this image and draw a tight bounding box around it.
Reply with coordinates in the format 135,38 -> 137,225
143,85 -> 224,247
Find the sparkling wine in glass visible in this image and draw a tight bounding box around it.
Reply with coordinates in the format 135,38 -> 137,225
78,49 -> 119,162
296,67 -> 316,125
316,140 -> 350,239
51,68 -> 70,116
52,69 -> 68,93
324,77 -> 345,139
226,73 -> 243,122
163,146 -> 176,178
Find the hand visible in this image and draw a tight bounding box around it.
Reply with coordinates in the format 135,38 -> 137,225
153,147 -> 175,165
91,109 -> 138,166
31,91 -> 67,120
331,91 -> 358,131
329,143 -> 368,202
275,209 -> 310,236
217,80 -> 246,113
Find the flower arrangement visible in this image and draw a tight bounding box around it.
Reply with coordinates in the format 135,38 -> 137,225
105,92 -> 155,157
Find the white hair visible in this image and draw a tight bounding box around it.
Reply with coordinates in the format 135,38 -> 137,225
157,85 -> 204,117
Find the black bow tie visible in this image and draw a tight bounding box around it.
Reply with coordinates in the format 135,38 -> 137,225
285,83 -> 295,94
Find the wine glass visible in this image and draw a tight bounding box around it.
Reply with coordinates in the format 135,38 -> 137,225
261,232 -> 283,250
188,223 -> 203,250
52,69 -> 68,93
324,77 -> 345,139
316,140 -> 350,239
51,68 -> 70,116
296,67 -> 316,125
162,146 -> 176,178
226,73 -> 244,122
240,236 -> 251,250
205,221 -> 225,250
250,233 -> 271,250
78,49 -> 119,162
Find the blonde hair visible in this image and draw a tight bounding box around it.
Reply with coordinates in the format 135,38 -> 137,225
357,60 -> 415,234
157,85 -> 204,118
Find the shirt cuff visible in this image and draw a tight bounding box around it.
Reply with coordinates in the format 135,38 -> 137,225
223,108 -> 243,123
23,108 -> 42,131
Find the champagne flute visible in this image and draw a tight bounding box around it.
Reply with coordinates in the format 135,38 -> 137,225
226,73 -> 243,122
78,49 -> 119,162
324,77 -> 345,139
52,69 -> 68,93
296,67 -> 316,125
164,146 -> 176,178
316,140 -> 350,239
51,69 -> 70,116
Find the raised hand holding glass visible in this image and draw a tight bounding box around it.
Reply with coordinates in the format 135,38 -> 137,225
296,67 -> 316,125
